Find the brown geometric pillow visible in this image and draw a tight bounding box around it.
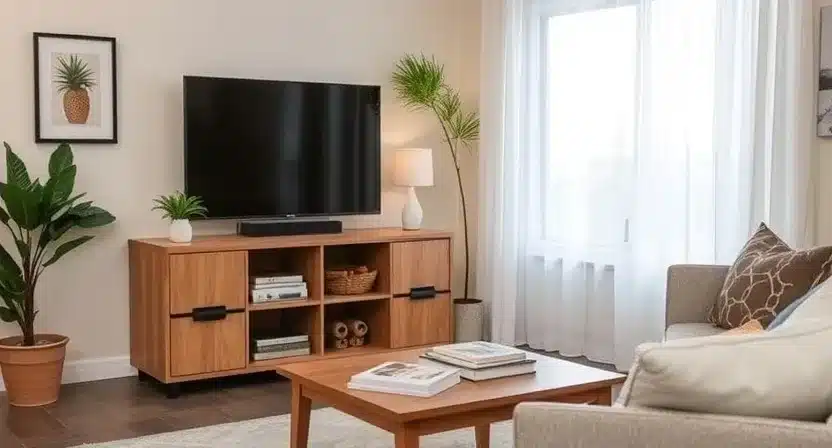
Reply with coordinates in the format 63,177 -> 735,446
708,223 -> 832,329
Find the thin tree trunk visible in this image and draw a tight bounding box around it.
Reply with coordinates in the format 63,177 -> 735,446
431,108 -> 473,300
454,165 -> 470,300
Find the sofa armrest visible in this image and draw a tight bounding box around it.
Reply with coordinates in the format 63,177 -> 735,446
665,264 -> 729,326
514,403 -> 832,448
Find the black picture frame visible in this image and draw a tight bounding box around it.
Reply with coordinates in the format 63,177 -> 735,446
33,33 -> 118,144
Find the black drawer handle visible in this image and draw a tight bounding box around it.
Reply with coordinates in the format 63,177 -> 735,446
192,306 -> 227,322
410,286 -> 437,300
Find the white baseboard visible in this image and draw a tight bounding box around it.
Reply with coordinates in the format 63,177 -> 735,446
0,355 -> 136,391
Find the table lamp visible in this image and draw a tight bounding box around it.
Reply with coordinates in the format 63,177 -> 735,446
393,148 -> 434,230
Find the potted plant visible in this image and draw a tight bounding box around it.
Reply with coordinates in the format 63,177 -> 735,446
391,54 -> 483,342
152,191 -> 207,243
0,142 -> 115,406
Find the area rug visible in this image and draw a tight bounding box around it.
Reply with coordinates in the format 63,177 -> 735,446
74,407 -> 514,447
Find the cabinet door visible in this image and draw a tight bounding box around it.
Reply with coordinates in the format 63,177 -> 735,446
170,313 -> 246,376
169,252 -> 247,315
390,293 -> 451,348
391,240 -> 450,295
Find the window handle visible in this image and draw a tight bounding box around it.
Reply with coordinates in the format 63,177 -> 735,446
624,218 -> 630,243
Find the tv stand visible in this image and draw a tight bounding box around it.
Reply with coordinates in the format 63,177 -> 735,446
237,219 -> 342,237
128,228 -> 453,393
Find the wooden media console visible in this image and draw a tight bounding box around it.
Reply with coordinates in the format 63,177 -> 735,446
128,228 -> 453,397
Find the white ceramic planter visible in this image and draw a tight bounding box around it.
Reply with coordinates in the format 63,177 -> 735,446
169,219 -> 193,243
454,299 -> 484,342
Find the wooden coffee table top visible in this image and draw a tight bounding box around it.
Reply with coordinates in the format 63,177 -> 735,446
276,348 -> 625,421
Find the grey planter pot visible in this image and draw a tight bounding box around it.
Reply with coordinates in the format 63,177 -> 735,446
454,299 -> 483,342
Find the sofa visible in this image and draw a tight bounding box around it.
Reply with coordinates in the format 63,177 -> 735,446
513,264 -> 832,447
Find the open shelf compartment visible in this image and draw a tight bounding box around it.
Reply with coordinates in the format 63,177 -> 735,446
323,243 -> 390,301
323,299 -> 389,354
248,307 -> 322,366
248,246 -> 323,306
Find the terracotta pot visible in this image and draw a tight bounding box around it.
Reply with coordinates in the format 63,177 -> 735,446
0,334 -> 69,407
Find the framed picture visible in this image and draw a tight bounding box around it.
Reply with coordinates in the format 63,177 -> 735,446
820,7 -> 832,137
33,33 -> 117,144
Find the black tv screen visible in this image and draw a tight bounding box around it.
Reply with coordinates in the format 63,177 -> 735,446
184,76 -> 381,219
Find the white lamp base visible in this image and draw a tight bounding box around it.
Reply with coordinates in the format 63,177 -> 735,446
402,187 -> 423,230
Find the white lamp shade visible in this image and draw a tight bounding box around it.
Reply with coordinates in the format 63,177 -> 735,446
393,148 -> 434,187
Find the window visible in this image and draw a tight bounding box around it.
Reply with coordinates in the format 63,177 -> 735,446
531,0 -> 718,263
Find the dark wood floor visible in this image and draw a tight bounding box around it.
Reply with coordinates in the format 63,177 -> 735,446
0,372 -> 305,448
0,351 -> 615,447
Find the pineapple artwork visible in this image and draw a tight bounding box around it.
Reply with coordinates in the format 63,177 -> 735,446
52,53 -> 99,125
34,33 -> 116,143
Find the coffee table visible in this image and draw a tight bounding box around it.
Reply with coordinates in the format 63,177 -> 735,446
275,348 -> 625,447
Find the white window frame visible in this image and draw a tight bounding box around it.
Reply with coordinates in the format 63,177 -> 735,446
527,0 -> 644,257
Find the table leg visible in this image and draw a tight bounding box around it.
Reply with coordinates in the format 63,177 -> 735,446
596,386 -> 613,406
291,382 -> 311,448
395,426 -> 420,448
475,424 -> 490,448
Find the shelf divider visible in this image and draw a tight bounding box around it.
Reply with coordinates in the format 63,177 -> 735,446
323,292 -> 391,305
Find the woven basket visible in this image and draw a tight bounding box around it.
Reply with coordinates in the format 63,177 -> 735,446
325,269 -> 378,295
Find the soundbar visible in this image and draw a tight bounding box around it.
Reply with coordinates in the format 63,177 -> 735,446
237,220 -> 343,237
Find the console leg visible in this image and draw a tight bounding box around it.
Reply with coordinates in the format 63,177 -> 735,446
165,383 -> 182,399
137,371 -> 151,382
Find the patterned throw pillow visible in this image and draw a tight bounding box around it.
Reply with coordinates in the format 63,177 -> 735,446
708,223 -> 832,329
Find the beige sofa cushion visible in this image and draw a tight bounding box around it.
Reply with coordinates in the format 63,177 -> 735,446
620,318 -> 832,421
664,323 -> 725,341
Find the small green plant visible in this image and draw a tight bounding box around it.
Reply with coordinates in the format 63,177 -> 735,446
152,191 -> 207,221
0,142 -> 115,346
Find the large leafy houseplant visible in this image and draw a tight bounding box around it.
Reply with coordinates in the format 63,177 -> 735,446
0,142 -> 115,346
391,54 -> 480,300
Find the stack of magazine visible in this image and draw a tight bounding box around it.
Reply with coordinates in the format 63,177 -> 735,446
347,361 -> 460,397
250,273 -> 307,304
251,335 -> 310,361
419,341 -> 536,381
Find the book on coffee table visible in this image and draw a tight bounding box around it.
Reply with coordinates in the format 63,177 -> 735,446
420,352 -> 536,381
347,361 -> 460,397
430,341 -> 527,366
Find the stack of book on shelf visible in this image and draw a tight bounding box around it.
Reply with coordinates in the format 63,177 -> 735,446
419,341 -> 536,381
250,273 -> 307,304
347,361 -> 460,397
251,335 -> 311,361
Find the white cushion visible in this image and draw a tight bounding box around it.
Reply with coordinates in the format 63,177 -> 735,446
780,278 -> 832,327
664,323 -> 725,341
619,318 -> 832,421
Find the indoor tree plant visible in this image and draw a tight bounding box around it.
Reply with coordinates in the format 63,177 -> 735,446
391,54 -> 482,341
0,142 -> 115,406
152,191 -> 207,243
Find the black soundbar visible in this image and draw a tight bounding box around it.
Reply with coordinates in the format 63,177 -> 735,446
237,220 -> 343,237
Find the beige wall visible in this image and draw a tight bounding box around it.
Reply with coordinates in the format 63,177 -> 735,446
0,0 -> 481,370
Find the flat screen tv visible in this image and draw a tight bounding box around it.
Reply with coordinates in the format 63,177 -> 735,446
184,76 -> 381,219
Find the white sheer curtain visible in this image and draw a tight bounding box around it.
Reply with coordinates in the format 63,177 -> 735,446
478,0 -> 814,370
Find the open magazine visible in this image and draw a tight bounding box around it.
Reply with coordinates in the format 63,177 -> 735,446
348,362 -> 460,397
